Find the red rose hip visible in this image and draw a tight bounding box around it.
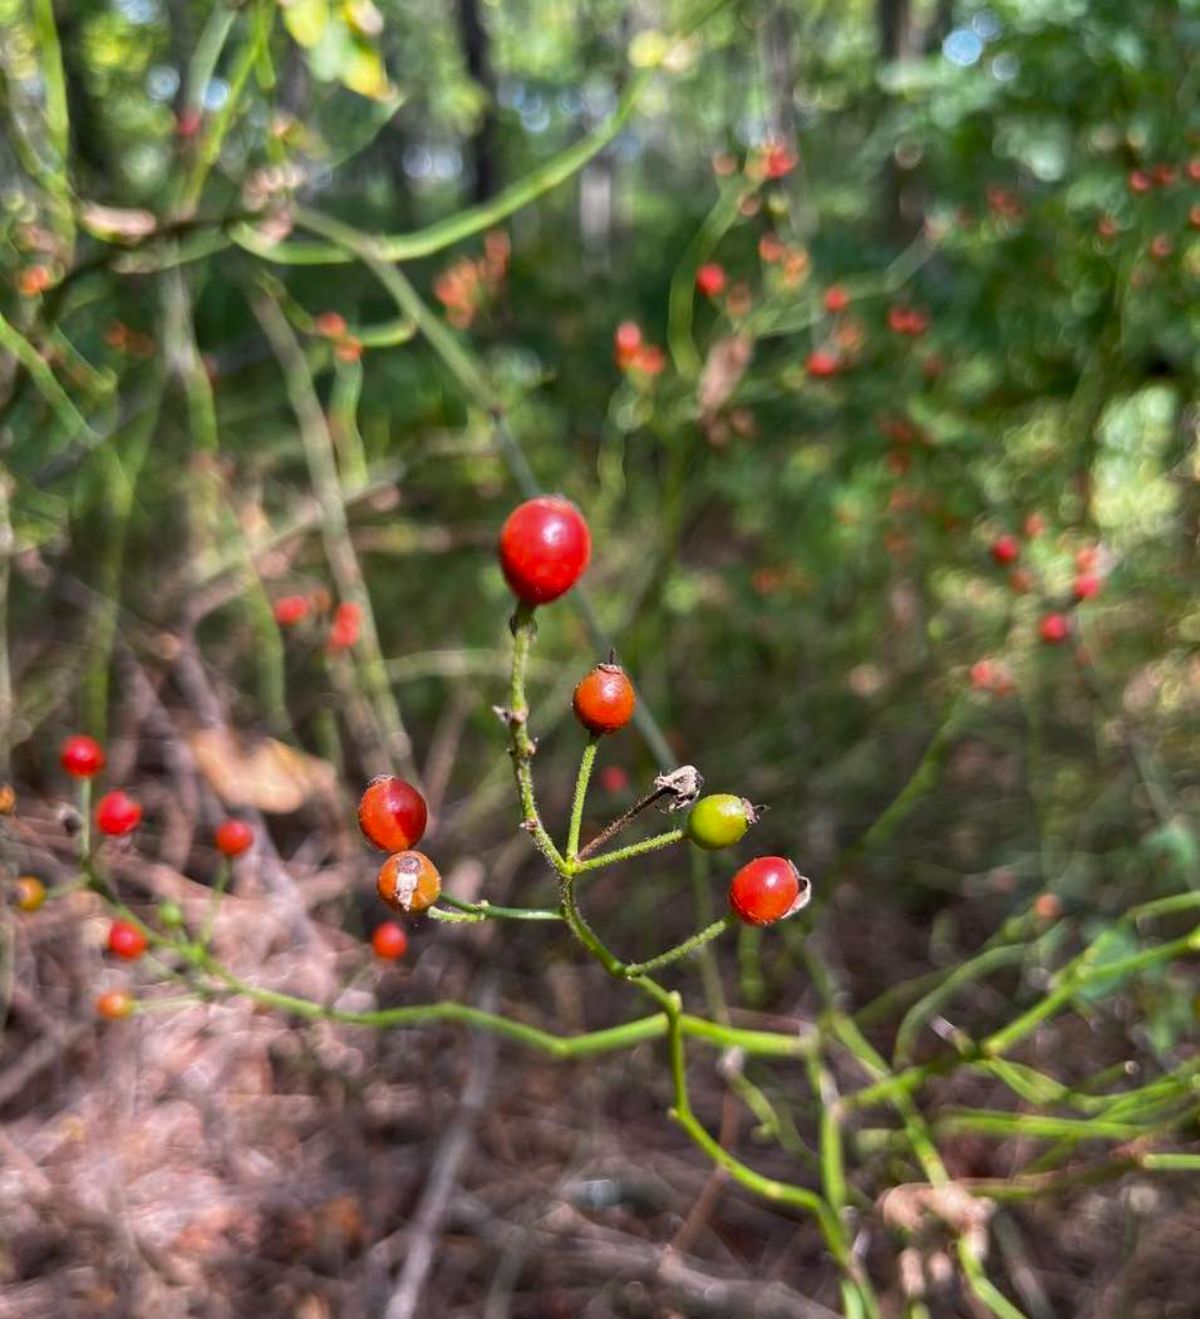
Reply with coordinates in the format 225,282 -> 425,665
215,819 -> 254,858
1039,612 -> 1070,645
377,850 -> 441,914
107,919 -> 148,961
498,496 -> 591,606
358,777 -> 428,853
572,663 -> 636,736
61,734 -> 106,778
695,263 -> 726,298
990,534 -> 1020,566
96,790 -> 142,837
371,921 -> 408,960
728,856 -> 810,926
96,989 -> 135,1020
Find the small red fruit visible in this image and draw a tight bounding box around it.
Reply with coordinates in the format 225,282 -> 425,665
14,876 -> 47,912
1096,215 -> 1118,240
823,285 -> 850,314
215,819 -> 254,858
1151,163 -> 1176,187
371,921 -> 408,960
1073,572 -> 1101,601
695,263 -> 726,298
107,919 -> 148,961
1024,512 -> 1046,538
175,107 -> 202,138
614,321 -> 642,368
96,989 -> 135,1020
498,496 -> 591,607
61,734 -> 106,779
728,857 -> 810,926
1039,613 -> 1070,645
759,233 -> 786,263
1188,159 -> 1200,183
314,311 -> 347,339
599,765 -> 629,794
1149,233 -> 1174,261
1190,204 -> 1200,230
328,601 -> 362,650
377,850 -> 441,914
274,594 -> 310,626
759,142 -> 798,180
806,349 -> 840,378
96,790 -> 142,837
572,663 -> 637,736
631,344 -> 666,376
888,306 -> 930,336
358,776 -> 429,853
1128,169 -> 1151,195
990,534 -> 1020,567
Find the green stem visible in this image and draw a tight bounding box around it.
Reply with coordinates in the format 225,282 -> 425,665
567,738 -> 598,860
506,604 -> 564,871
623,915 -> 734,977
435,893 -> 562,922
571,828 -> 685,874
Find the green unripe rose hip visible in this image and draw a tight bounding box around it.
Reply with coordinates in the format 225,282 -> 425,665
686,794 -> 758,850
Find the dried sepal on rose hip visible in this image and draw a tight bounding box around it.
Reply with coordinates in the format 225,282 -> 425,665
498,496 -> 591,606
686,794 -> 759,850
728,856 -> 811,926
377,850 -> 441,915
358,777 -> 428,853
572,662 -> 636,735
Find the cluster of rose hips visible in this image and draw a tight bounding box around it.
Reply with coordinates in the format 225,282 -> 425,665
493,495 -> 809,926
273,591 -> 363,651
311,309 -> 363,363
433,229 -> 510,330
612,321 -> 666,379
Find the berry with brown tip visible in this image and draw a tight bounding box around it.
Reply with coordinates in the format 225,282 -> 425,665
572,663 -> 636,736
377,851 -> 441,914
96,989 -> 135,1020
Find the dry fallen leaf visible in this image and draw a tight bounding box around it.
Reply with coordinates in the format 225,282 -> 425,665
187,727 -> 337,813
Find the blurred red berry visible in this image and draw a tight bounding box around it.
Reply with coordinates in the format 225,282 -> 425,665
1024,512 -> 1046,538
1073,572 -> 1101,601
631,344 -> 665,376
371,921 -> 408,961
990,535 -> 1020,566
215,819 -> 254,858
96,790 -> 142,837
1009,568 -> 1035,595
823,285 -> 850,314
328,601 -> 362,650
760,142 -> 797,179
314,311 -> 347,338
176,107 -> 203,138
96,989 -> 135,1020
806,350 -> 840,378
274,595 -> 310,627
695,263 -> 726,298
1128,169 -> 1151,194
1151,163 -> 1176,187
61,734 -> 106,779
1149,233 -> 1174,260
758,233 -> 786,263
599,765 -> 629,794
1039,613 -> 1070,645
614,320 -> 642,368
107,919 -> 147,961
498,497 -> 591,607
